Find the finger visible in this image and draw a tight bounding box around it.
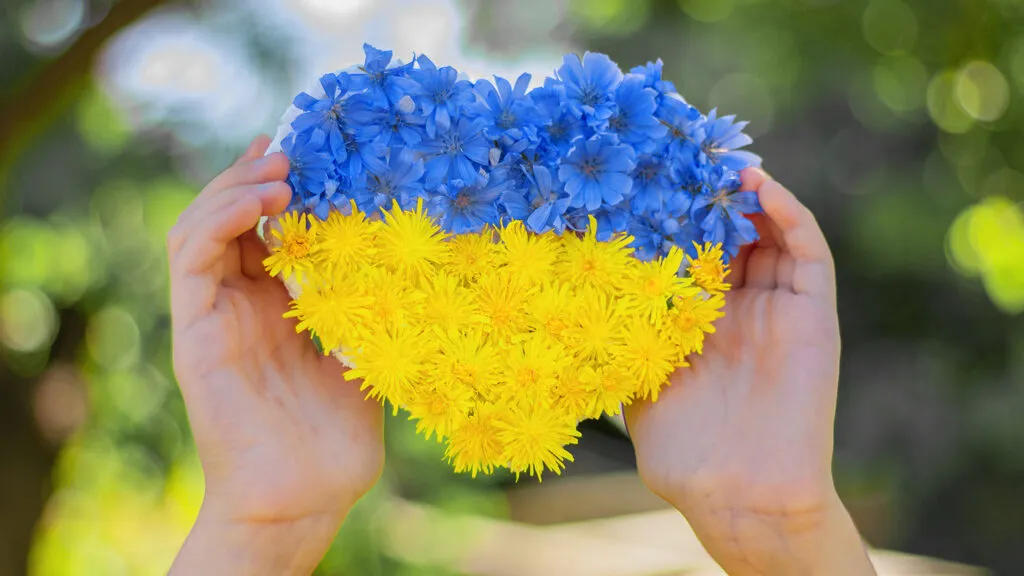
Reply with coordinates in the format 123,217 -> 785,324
742,215 -> 781,290
239,228 -> 272,281
172,184 -> 291,277
233,135 -> 273,167
728,242 -> 754,288
739,166 -> 771,192
169,182 -> 291,257
757,180 -> 835,297
177,152 -> 289,226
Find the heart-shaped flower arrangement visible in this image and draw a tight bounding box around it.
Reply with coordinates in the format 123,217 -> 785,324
261,44 -> 762,479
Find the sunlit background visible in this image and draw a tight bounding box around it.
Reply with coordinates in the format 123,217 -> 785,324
1,0 -> 1023,574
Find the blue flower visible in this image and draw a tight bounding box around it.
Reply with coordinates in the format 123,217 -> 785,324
357,43 -> 418,107
630,59 -> 677,101
418,117 -> 491,189
559,133 -> 637,212
660,218 -> 705,259
357,147 -> 426,213
530,80 -> 584,162
691,166 -> 760,257
378,95 -> 426,147
501,165 -> 572,234
607,74 -> 666,152
471,73 -> 539,143
627,216 -> 664,261
556,52 -> 622,125
283,129 -> 333,198
411,55 -> 474,138
335,128 -> 387,191
656,95 -> 702,157
430,172 -> 508,233
629,154 -> 673,215
694,108 -> 762,171
291,72 -> 366,157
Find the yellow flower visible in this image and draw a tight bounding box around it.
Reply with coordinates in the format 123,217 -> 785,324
565,288 -> 624,363
472,270 -> 533,341
612,317 -> 679,401
345,324 -> 437,410
446,231 -> 498,282
375,199 -> 448,280
620,246 -> 692,326
497,221 -> 560,285
580,364 -> 635,418
497,406 -> 580,480
284,283 -> 372,353
428,329 -> 502,398
445,403 -> 506,478
318,205 -> 380,276
357,266 -> 426,334
421,272 -> 482,334
264,211 -> 319,280
406,381 -> 475,442
556,216 -> 633,294
687,242 -> 731,293
550,365 -> 592,422
665,291 -> 726,357
500,334 -> 570,407
526,282 -> 577,342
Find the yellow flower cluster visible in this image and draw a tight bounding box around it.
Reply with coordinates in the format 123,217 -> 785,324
263,200 -> 730,479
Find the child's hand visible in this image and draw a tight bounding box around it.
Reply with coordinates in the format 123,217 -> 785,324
627,168 -> 875,575
168,136 -> 383,575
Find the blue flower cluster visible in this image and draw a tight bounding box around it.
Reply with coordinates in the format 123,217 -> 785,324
280,44 -> 763,259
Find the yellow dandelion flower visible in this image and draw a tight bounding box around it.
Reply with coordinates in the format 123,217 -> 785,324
526,282 -> 578,342
550,365 -> 592,422
375,199 -> 448,280
446,230 -> 498,282
445,403 -> 506,478
317,205 -> 380,275
406,382 -> 475,442
345,324 -> 437,410
565,288 -> 625,363
620,246 -> 691,326
665,291 -> 726,357
580,364 -> 635,419
421,272 -> 483,334
357,266 -> 426,333
472,271 -> 533,341
264,211 -> 319,280
429,329 -> 502,398
497,221 -> 560,285
687,242 -> 731,293
612,317 -> 679,402
283,284 -> 372,353
497,406 -> 580,480
500,334 -> 570,406
556,216 -> 633,293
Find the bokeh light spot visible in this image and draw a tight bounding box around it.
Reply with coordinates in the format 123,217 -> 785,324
955,61 -> 1010,122
18,0 -> 86,51
570,0 -> 649,34
862,0 -> 917,55
677,0 -> 734,23
77,86 -> 132,156
947,197 -> 1024,314
927,70 -> 975,134
872,54 -> 927,113
87,307 -> 141,370
0,288 -> 59,353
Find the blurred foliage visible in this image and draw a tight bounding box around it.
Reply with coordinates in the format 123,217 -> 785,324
0,0 -> 1023,574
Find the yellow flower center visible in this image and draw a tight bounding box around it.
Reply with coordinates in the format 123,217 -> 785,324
285,237 -> 312,259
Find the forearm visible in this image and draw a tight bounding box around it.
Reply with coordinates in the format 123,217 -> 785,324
169,502 -> 346,576
683,490 -> 876,576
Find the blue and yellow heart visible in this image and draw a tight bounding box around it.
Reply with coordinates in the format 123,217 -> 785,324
261,44 -> 762,480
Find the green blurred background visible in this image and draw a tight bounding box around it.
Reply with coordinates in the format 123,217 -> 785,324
1,0 -> 1023,574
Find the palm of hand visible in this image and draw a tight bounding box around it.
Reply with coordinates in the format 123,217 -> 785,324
170,141 -> 383,523
627,171 -> 839,516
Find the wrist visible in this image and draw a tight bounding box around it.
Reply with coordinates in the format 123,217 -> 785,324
679,485 -> 875,576
170,499 -> 349,576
